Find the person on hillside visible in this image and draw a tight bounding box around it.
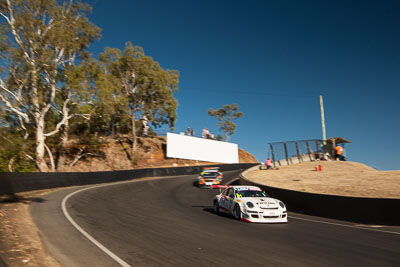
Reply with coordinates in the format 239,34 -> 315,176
335,145 -> 343,161
202,128 -> 208,138
266,158 -> 273,169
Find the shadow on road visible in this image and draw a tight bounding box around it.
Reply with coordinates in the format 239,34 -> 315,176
0,194 -> 47,204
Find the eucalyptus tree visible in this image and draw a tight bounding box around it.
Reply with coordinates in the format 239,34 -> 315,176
54,57 -> 100,171
0,0 -> 100,171
91,60 -> 131,136
208,103 -> 243,142
99,42 -> 179,157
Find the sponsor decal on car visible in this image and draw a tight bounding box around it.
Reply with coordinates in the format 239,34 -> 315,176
236,187 -> 262,191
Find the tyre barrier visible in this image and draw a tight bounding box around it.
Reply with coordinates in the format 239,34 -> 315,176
0,163 -> 258,195
239,175 -> 400,226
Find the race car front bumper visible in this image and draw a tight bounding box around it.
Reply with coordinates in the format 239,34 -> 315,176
241,210 -> 288,223
198,182 -> 221,188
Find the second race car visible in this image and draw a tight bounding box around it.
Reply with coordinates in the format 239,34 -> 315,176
194,167 -> 223,188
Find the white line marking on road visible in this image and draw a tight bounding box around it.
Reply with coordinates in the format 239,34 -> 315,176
61,185 -> 131,267
290,216 -> 400,235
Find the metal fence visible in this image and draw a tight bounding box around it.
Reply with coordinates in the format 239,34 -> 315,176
151,128 -> 220,140
268,139 -> 325,167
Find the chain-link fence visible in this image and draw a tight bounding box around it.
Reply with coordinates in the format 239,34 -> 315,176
268,139 -> 325,167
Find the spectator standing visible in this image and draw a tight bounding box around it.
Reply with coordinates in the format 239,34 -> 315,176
266,158 -> 273,169
202,128 -> 210,138
335,145 -> 343,160
202,128 -> 207,138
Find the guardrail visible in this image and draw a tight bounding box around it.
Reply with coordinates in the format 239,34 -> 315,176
239,174 -> 400,226
0,163 -> 258,195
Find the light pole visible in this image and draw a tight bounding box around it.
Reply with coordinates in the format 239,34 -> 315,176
320,95 -> 327,146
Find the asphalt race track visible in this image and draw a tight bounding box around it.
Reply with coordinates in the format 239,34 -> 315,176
31,170 -> 400,267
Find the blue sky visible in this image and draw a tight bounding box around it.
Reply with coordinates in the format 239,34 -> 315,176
85,0 -> 400,170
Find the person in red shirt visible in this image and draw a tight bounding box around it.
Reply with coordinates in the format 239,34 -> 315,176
266,158 -> 273,169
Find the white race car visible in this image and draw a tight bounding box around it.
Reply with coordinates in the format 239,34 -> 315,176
212,185 -> 288,223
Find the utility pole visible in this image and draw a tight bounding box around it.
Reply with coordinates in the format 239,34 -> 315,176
320,95 -> 327,145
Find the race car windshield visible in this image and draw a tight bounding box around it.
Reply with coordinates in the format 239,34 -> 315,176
236,190 -> 269,198
202,173 -> 218,178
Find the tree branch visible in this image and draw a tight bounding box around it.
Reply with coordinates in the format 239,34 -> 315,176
3,0 -> 34,66
69,147 -> 100,171
44,98 -> 73,137
44,143 -> 55,171
0,93 -> 30,123
0,77 -> 27,110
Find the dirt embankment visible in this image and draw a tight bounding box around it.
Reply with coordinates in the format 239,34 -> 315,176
64,136 -> 258,172
244,161 -> 400,199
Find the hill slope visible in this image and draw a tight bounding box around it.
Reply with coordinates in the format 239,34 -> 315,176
64,136 -> 258,172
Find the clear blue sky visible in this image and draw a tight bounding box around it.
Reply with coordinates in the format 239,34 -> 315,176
85,0 -> 400,170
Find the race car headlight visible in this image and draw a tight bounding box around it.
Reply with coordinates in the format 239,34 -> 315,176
278,201 -> 285,209
246,202 -> 254,208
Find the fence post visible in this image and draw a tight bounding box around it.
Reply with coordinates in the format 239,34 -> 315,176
270,143 -> 276,168
295,141 -> 302,163
283,142 -> 289,165
306,140 -> 312,161
315,140 -> 320,155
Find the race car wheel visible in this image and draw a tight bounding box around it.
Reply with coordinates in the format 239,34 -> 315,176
213,200 -> 220,214
233,205 -> 241,220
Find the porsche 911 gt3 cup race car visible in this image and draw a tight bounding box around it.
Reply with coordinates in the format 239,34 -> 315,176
194,167 -> 223,188
212,185 -> 288,223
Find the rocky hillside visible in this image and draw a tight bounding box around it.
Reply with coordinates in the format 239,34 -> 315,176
65,136 -> 258,172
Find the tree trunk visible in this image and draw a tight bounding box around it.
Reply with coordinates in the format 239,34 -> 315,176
131,113 -> 137,159
8,155 -> 16,172
36,118 -> 49,172
224,131 -> 229,142
56,122 -> 69,172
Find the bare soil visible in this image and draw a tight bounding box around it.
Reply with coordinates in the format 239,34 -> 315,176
64,136 -> 258,172
0,190 -> 62,266
244,161 -> 400,199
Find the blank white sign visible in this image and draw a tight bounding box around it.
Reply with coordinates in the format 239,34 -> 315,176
166,132 -> 239,163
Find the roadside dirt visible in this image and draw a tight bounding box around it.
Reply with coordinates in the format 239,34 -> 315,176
0,190 -> 61,267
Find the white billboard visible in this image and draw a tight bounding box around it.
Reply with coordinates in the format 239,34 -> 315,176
166,132 -> 239,164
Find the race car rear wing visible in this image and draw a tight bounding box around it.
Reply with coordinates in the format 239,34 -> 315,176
203,167 -> 220,170
202,167 -> 220,172
210,185 -> 231,189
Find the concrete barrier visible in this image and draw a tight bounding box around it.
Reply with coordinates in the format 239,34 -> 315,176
239,175 -> 400,226
0,163 -> 258,195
